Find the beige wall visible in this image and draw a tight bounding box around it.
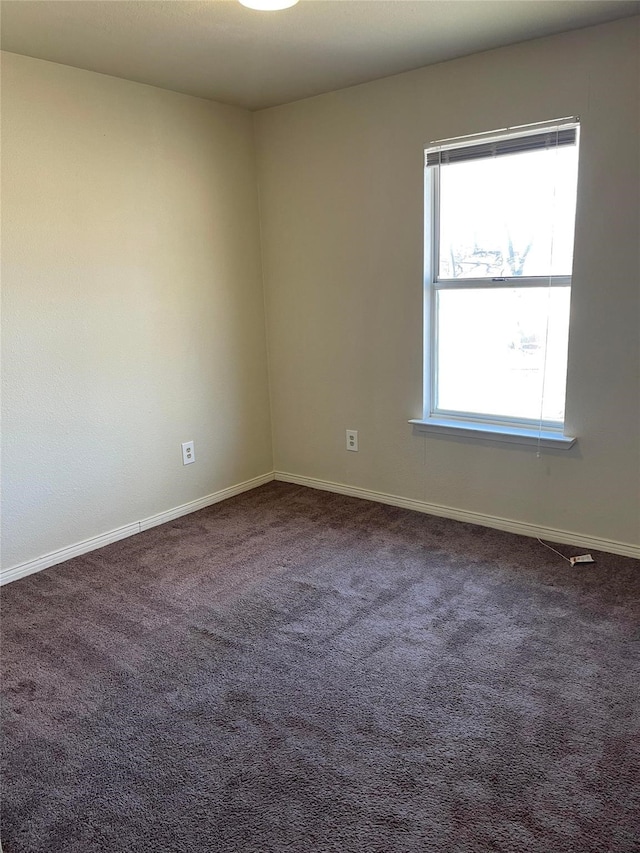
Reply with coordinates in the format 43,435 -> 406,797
1,53 -> 273,569
2,18 -> 639,573
255,18 -> 640,548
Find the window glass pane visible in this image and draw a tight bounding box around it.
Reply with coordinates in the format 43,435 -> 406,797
438,146 -> 579,279
435,288 -> 570,423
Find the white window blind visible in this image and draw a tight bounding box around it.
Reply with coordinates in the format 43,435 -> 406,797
425,125 -> 577,167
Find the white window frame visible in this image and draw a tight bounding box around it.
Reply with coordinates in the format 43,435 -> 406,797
410,120 -> 579,449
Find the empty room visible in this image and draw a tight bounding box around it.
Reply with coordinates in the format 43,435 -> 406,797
1,1 -> 639,851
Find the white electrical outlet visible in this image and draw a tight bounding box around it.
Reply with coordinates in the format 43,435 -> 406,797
181,441 -> 195,465
346,429 -> 358,452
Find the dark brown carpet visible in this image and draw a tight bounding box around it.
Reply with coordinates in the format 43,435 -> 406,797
2,482 -> 639,853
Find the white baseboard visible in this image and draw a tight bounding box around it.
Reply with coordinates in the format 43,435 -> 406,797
0,472 -> 275,586
3,469 -> 636,586
137,472 -> 274,533
274,471 -> 640,560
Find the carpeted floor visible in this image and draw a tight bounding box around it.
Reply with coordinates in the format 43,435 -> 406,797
1,482 -> 639,853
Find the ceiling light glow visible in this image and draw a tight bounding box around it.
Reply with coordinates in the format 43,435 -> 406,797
239,0 -> 299,10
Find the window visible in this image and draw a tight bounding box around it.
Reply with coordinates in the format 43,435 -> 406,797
412,119 -> 580,448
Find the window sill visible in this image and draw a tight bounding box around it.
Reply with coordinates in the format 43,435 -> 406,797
409,417 -> 577,449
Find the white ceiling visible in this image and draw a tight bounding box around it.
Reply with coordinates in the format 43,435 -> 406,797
1,0 -> 639,110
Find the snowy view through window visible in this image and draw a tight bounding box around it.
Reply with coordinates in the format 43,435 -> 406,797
434,144 -> 579,424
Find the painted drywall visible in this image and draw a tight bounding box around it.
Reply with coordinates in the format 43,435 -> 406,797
1,53 -> 273,569
255,18 -> 640,548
